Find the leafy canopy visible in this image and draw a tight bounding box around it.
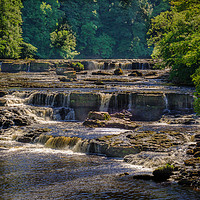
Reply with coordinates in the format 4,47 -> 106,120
0,0 -> 23,58
148,0 -> 200,85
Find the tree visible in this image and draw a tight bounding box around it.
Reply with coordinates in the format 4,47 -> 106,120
148,0 -> 200,85
20,41 -> 37,59
22,0 -> 63,58
60,0 -> 156,59
50,29 -> 79,59
0,0 -> 23,58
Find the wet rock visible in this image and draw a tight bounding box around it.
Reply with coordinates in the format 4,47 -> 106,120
77,71 -> 87,75
92,71 -> 112,76
88,138 -> 141,157
30,61 -> 50,72
194,151 -> 200,158
13,117 -> 30,126
153,164 -> 174,181
63,71 -> 76,78
114,68 -> 123,75
159,114 -> 197,125
2,119 -> 14,129
94,80 -> 105,85
144,71 -> 157,76
128,71 -> 143,77
0,98 -> 6,106
59,77 -> 73,82
0,91 -> 7,97
17,136 -> 32,143
70,92 -> 101,121
88,111 -> 110,120
16,128 -> 51,143
1,62 -> 27,72
110,110 -> 132,120
83,116 -> 138,130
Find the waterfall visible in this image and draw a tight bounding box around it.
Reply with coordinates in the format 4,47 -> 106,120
66,93 -> 71,107
5,95 -> 25,107
99,93 -> 112,112
27,63 -> 30,72
128,93 -> 132,112
44,136 -> 81,149
163,93 -> 170,113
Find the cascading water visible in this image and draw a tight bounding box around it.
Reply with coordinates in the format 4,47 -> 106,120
99,93 -> 112,112
26,91 -> 76,121
163,93 -> 170,114
128,93 -> 132,112
2,93 -> 54,124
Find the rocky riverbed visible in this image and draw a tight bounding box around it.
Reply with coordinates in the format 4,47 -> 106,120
0,59 -> 199,191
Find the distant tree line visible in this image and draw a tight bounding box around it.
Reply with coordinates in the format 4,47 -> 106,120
0,0 -> 169,59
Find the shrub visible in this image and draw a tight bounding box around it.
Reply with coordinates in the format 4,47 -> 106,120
71,62 -> 84,72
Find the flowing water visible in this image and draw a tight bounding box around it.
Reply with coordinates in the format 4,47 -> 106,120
1,126 -> 200,200
0,91 -> 200,199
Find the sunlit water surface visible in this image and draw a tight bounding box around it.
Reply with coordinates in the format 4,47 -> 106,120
0,123 -> 200,200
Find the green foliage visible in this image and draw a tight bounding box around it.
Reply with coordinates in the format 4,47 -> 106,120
70,62 -> 84,72
20,42 -> 37,59
149,0 -> 170,17
0,0 -> 23,58
59,0 -> 168,59
192,68 -> 200,114
92,33 -> 116,58
148,0 -> 200,85
103,113 -> 111,121
50,30 -> 79,59
22,0 -> 63,58
0,0 -> 170,59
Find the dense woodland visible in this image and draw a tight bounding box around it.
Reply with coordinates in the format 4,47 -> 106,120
0,0 -> 170,59
0,0 -> 200,111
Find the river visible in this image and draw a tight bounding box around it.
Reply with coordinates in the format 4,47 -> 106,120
0,122 -> 200,199
0,68 -> 199,199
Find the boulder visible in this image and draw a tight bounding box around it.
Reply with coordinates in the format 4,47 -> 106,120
88,111 -> 110,120
114,68 -> 123,75
128,71 -> 143,77
153,164 -> 174,181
